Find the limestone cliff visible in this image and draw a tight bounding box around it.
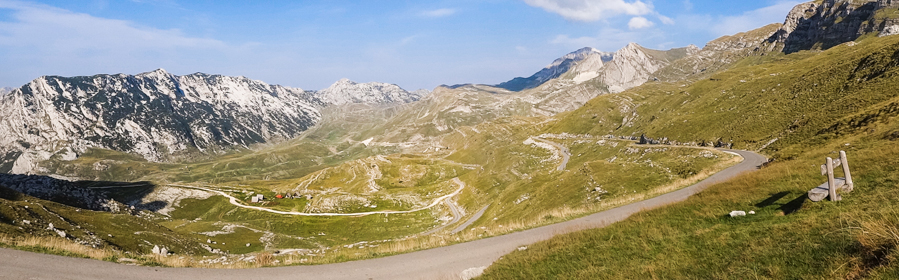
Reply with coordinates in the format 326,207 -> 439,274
769,0 -> 899,54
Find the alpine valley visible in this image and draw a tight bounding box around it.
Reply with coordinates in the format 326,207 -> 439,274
2,1 -> 899,278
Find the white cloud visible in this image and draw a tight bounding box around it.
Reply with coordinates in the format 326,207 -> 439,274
523,0 -> 653,22
709,1 -> 804,36
0,1 -> 253,85
683,0 -> 693,11
420,8 -> 456,18
658,15 -> 675,25
628,17 -> 654,29
550,28 -> 653,51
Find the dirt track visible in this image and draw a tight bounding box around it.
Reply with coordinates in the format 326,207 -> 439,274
0,149 -> 766,280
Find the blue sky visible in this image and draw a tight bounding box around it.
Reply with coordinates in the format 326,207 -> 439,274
0,0 -> 804,91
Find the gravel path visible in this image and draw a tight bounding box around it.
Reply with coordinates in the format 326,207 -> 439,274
0,149 -> 766,280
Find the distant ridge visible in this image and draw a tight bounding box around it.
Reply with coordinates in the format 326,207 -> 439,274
496,47 -> 614,91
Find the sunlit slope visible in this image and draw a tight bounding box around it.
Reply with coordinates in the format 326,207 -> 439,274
550,34 -> 899,156
479,29 -> 899,280
434,118 -> 736,235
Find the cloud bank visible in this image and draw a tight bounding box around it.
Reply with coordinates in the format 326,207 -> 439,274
523,0 -> 653,22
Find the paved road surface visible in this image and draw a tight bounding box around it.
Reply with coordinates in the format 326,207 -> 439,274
451,204 -> 490,234
0,149 -> 766,280
420,199 -> 463,236
533,137 -> 571,171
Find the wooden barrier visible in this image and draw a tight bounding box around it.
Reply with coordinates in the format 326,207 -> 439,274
808,151 -> 854,202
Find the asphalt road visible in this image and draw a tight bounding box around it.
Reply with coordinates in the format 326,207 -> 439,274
0,149 -> 766,280
533,137 -> 571,171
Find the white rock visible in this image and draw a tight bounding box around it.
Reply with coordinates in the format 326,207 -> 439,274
729,211 -> 746,217
460,266 -> 488,280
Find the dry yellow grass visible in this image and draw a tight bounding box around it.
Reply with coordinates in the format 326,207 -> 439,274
0,234 -> 114,260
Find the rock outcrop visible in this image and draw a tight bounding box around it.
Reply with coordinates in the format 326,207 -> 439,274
496,47 -> 614,91
768,0 -> 899,54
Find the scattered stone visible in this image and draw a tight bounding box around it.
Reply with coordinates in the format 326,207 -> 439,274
729,211 -> 746,217
246,243 -> 251,247
517,246 -> 527,251
117,258 -> 138,263
47,223 -> 54,230
748,211 -> 756,215
207,239 -> 212,243
460,266 -> 488,280
55,229 -> 66,238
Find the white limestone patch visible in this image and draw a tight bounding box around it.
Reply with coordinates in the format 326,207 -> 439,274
141,186 -> 215,215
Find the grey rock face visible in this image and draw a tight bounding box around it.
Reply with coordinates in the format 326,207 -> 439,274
0,70 -> 424,174
769,0 -> 899,54
0,69 -> 321,173
317,78 -> 426,105
0,173 -> 129,212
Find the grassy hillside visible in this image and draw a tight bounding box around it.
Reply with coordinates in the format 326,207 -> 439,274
550,34 -> 899,154
478,31 -> 899,279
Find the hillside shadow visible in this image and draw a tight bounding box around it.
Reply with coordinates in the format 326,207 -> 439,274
0,173 -> 167,213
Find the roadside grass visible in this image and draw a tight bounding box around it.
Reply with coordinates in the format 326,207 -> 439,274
479,136 -> 899,279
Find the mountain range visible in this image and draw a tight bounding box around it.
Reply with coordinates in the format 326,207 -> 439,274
4,0 -> 899,176
0,70 -> 425,173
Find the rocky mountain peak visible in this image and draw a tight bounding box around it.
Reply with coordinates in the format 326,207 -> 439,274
317,79 -> 422,105
0,87 -> 13,96
334,78 -> 355,85
496,47 -> 614,91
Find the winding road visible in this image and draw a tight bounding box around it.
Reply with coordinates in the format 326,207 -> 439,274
0,149 -> 766,280
420,199 -> 463,236
533,137 -> 571,171
166,178 -> 466,217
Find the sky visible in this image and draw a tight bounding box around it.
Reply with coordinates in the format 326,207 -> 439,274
0,0 -> 805,91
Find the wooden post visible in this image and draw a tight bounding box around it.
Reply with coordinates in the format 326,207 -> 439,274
826,157 -> 840,201
840,151 -> 854,192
